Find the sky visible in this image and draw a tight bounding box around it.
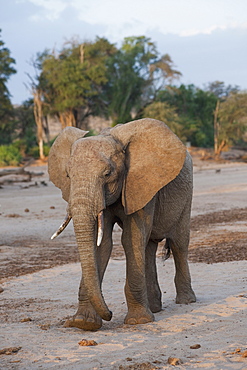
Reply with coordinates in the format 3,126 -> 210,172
1,0 -> 247,105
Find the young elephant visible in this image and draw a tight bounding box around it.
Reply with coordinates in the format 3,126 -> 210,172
48,118 -> 196,331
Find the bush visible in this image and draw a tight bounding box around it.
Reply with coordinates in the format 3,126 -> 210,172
12,140 -> 28,157
0,144 -> 22,166
28,145 -> 50,159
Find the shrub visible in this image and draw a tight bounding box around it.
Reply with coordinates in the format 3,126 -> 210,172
0,144 -> 22,166
28,145 -> 50,159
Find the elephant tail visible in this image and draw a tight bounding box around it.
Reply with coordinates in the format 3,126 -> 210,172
163,238 -> 171,261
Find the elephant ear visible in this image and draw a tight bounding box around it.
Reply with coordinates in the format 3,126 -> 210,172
48,127 -> 88,202
111,118 -> 187,215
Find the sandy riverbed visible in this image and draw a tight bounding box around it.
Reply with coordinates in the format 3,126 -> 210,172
0,157 -> 246,369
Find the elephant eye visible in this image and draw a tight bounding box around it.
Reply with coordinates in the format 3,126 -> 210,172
104,169 -> 111,177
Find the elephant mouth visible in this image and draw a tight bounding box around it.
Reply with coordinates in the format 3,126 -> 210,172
51,210 -> 104,247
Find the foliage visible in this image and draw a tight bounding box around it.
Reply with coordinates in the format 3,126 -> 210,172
215,92 -> 247,154
155,84 -> 218,147
143,101 -> 185,140
105,36 -> 181,124
1,29 -> 246,159
31,35 -> 181,128
205,81 -> 240,99
28,144 -> 50,158
0,144 -> 22,166
36,37 -> 116,129
13,99 -> 37,150
0,29 -> 16,109
0,29 -> 17,144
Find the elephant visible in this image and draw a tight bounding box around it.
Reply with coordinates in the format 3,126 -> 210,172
48,118 -> 196,331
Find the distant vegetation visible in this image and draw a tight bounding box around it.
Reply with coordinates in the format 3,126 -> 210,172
0,29 -> 247,164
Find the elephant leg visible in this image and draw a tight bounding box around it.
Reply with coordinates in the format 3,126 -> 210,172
169,237 -> 196,304
169,198 -> 196,304
145,239 -> 162,313
122,209 -> 154,325
65,218 -> 114,331
66,275 -> 103,331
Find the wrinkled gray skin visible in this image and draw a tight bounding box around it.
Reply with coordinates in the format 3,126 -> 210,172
48,118 -> 196,331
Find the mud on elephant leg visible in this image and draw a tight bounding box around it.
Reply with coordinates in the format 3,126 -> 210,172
145,240 -> 162,313
169,238 -> 196,304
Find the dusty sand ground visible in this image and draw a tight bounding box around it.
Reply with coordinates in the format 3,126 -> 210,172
0,155 -> 247,369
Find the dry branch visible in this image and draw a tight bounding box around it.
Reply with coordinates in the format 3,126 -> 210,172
0,160 -> 44,181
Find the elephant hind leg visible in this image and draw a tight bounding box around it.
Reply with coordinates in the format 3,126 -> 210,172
169,237 -> 196,304
145,239 -> 162,313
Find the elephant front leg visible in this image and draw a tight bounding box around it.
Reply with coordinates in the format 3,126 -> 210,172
64,277 -> 103,331
122,212 -> 154,325
124,277 -> 154,325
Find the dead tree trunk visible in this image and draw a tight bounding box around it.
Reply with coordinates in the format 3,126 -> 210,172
33,89 -> 45,160
59,109 -> 76,128
214,100 -> 220,158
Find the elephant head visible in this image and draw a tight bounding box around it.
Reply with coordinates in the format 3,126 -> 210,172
48,118 -> 186,322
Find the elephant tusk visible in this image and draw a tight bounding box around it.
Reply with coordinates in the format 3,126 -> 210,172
97,210 -> 104,247
51,214 -> 72,240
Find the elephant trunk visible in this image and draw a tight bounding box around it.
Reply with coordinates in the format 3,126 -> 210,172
70,182 -> 112,322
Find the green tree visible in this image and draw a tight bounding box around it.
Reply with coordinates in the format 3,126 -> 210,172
205,81 -> 242,156
105,36 -> 181,124
0,29 -> 17,144
143,101 -> 185,140
157,84 -> 217,147
27,38 -> 115,158
13,99 -> 36,154
214,92 -> 247,156
39,37 -> 116,129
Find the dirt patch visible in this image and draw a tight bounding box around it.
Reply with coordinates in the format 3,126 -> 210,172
189,207 -> 247,263
0,240 -> 79,281
189,231 -> 247,263
190,207 -> 247,229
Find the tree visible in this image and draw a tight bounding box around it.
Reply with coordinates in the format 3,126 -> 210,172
39,37 -> 116,129
27,38 -> 116,158
104,36 -> 181,124
142,101 -> 185,140
0,29 -> 17,144
206,81 -> 239,99
33,88 -> 45,159
30,35 -> 181,132
214,92 -> 247,157
13,99 -> 36,152
156,84 -> 217,147
206,81 -> 243,156
27,52 -> 50,160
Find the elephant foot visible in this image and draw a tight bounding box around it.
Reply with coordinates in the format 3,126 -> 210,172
124,307 -> 154,325
147,289 -> 162,313
149,300 -> 162,313
64,303 -> 102,331
176,290 -> 196,304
